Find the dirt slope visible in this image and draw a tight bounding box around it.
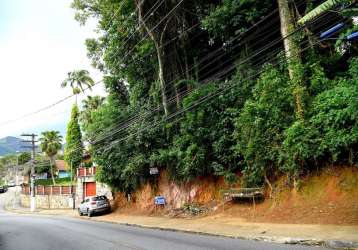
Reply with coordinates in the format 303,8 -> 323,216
113,166 -> 358,225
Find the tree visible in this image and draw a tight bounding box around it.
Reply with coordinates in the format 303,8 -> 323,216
298,0 -> 350,25
234,64 -> 294,187
71,1 -> 155,106
61,69 -> 94,97
277,0 -> 305,120
39,131 -> 63,185
71,0 -> 357,193
18,152 -> 31,165
64,105 -> 84,181
80,95 -> 105,130
135,0 -> 204,115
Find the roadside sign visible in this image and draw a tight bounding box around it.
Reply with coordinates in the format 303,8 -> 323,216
149,167 -> 159,175
154,196 -> 165,205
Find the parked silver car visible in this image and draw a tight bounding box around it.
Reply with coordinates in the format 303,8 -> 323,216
78,195 -> 111,217
7,181 -> 16,187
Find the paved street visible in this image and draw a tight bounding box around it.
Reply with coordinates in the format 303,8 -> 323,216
0,190 -> 327,250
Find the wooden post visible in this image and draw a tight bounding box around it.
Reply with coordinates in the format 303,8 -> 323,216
252,196 -> 256,218
223,198 -> 225,213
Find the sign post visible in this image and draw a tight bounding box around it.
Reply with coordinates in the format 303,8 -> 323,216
154,196 -> 165,213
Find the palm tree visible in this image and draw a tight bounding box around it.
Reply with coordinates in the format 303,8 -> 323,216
39,131 -> 63,185
298,0 -> 350,25
82,95 -> 105,112
61,70 -> 95,98
80,95 -> 105,126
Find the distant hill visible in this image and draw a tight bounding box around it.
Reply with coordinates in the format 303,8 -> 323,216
0,136 -> 31,156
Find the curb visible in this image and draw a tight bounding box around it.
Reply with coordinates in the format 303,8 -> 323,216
4,205 -> 76,217
84,217 -> 358,249
5,206 -> 358,249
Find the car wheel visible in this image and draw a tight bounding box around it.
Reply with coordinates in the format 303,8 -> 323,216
78,208 -> 82,216
87,210 -> 92,217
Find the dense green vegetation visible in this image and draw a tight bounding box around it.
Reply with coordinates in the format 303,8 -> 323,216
64,105 -> 84,178
72,0 -> 358,193
35,177 -> 72,186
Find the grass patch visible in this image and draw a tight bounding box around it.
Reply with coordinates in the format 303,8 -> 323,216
35,177 -> 73,186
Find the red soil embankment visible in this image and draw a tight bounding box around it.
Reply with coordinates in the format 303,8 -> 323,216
113,166 -> 358,225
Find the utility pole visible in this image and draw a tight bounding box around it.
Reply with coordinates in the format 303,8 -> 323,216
15,150 -> 19,186
21,133 -> 38,212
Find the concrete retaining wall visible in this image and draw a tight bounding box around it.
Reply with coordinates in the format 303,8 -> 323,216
21,194 -> 74,209
96,182 -> 113,200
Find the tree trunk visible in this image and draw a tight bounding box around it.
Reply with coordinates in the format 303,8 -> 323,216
136,0 -> 185,116
264,171 -> 273,198
277,0 -> 305,120
50,157 -> 56,185
156,44 -> 170,116
349,148 -> 354,166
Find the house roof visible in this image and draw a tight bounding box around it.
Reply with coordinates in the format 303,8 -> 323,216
55,160 -> 67,171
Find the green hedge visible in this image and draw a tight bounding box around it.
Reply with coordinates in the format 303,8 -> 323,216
35,177 -> 73,186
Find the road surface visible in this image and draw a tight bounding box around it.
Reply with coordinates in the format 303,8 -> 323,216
0,189 -> 328,250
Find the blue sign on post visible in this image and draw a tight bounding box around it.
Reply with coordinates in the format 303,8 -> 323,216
154,196 -> 165,205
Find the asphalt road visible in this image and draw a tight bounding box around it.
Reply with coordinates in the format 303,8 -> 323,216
0,190 -> 328,250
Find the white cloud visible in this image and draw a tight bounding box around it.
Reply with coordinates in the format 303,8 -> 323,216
0,0 -> 105,138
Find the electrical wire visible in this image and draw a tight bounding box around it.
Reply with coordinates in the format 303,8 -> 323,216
90,12 -> 352,153
82,4 -> 292,141
3,0 -> 348,156
86,5 -> 337,147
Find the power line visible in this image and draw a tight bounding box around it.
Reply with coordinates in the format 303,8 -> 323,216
0,1 -> 285,130
69,4 -> 350,158
91,10 -> 352,153
85,5 -> 289,141
85,28 -> 335,154
0,0 -> 185,130
87,6 -> 336,147
122,0 -> 185,61
0,80 -> 103,128
0,0 -> 346,148
98,38 -> 330,153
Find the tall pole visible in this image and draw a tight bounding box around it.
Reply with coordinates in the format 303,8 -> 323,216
15,150 -> 19,186
21,133 -> 38,212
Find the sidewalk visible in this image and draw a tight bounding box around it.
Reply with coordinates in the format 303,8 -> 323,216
5,203 -> 358,249
94,213 -> 358,248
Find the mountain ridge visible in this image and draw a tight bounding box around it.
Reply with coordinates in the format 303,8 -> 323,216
0,136 -> 31,156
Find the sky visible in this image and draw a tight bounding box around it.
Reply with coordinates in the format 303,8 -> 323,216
0,0 -> 105,139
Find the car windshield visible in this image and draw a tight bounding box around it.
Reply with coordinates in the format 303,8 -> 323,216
92,196 -> 107,201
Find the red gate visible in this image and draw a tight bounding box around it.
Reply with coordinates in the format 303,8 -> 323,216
84,182 -> 96,198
